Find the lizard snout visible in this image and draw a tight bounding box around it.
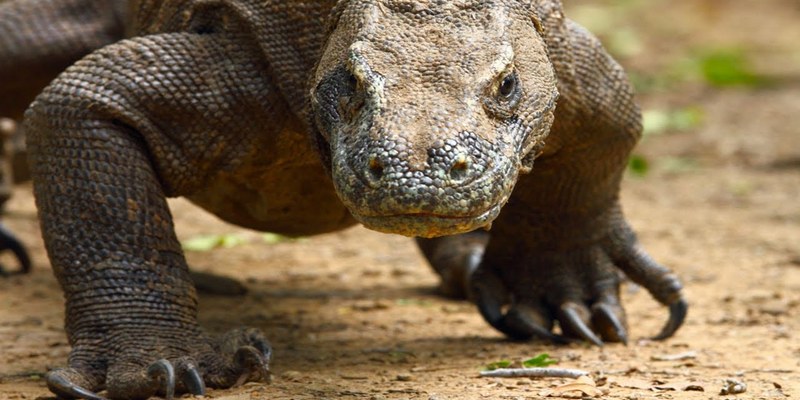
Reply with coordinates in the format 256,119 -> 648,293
361,137 -> 483,189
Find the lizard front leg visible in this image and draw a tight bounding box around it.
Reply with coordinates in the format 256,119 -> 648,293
26,29 -> 281,399
471,21 -> 686,345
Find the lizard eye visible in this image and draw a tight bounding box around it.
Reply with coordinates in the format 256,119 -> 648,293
483,71 -> 521,118
498,73 -> 518,99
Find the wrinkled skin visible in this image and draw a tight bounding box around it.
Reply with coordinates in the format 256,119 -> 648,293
11,0 -> 686,398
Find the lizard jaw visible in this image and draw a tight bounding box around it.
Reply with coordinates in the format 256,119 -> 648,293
354,202 -> 504,238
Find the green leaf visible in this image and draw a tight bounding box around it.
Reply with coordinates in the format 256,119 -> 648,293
181,234 -> 246,252
262,233 -> 290,244
670,107 -> 704,131
643,107 -> 704,136
485,360 -> 512,371
699,49 -> 764,87
659,157 -> 698,174
642,110 -> 671,136
219,234 -> 247,248
182,235 -> 222,252
628,155 -> 650,177
522,353 -> 559,368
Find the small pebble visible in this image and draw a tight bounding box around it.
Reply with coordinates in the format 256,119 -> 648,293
719,378 -> 747,395
396,373 -> 413,382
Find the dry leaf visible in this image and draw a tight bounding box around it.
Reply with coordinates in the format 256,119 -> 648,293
608,376 -> 653,390
653,381 -> 705,391
540,375 -> 603,398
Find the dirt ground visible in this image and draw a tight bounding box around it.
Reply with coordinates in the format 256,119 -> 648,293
1,0 -> 799,399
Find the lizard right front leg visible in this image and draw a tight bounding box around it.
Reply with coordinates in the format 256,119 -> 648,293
26,30 -> 282,400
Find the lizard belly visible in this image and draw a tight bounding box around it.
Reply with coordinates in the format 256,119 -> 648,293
186,125 -> 357,236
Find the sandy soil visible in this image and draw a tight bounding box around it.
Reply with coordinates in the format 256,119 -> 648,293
1,0 -> 798,399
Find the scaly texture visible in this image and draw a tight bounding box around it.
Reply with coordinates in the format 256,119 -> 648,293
20,1 -> 686,398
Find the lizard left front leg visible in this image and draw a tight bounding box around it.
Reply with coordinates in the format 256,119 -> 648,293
471,21 -> 686,345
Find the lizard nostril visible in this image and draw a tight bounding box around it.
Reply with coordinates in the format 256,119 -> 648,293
367,155 -> 385,183
449,154 -> 471,181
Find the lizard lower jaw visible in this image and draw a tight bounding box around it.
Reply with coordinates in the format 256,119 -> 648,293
355,204 -> 502,238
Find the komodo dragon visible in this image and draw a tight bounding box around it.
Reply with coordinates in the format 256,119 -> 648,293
17,0 -> 686,398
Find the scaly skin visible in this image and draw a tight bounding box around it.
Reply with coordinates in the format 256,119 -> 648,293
21,1 -> 686,398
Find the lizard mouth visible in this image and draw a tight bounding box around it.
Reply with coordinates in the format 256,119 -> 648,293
355,203 -> 502,238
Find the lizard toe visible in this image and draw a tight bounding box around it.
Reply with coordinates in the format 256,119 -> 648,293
145,359 -> 176,400
591,302 -> 628,344
232,345 -> 272,386
606,226 -> 688,340
558,302 -> 604,346
175,358 -> 205,396
503,303 -> 570,344
588,275 -> 629,344
106,358 -> 179,400
417,231 -> 488,299
654,299 -> 688,341
202,327 -> 272,388
46,367 -> 106,400
472,267 -> 570,344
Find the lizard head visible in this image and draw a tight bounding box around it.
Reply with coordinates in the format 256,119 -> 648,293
311,0 -> 558,238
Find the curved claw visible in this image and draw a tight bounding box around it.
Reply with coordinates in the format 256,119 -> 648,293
46,370 -> 108,400
472,270 -> 570,344
560,304 -> 604,346
147,359 -> 176,400
653,299 -> 688,340
180,362 -> 206,396
592,303 -> 628,345
472,269 -> 508,334
234,346 -> 272,386
0,223 -> 31,276
504,305 -> 571,344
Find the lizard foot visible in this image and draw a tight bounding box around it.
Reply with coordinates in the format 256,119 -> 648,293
416,230 -> 489,299
0,223 -> 31,276
46,328 -> 271,400
472,229 -> 686,345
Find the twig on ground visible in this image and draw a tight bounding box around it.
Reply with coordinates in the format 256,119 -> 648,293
480,367 -> 589,379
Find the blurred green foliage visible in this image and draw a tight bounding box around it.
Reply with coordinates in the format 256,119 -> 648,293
643,107 -> 704,136
182,232 -> 292,251
484,360 -> 513,371
698,49 -> 765,87
522,353 -> 559,368
628,154 -> 650,176
568,4 -> 644,58
483,353 -> 559,371
262,232 -> 292,244
182,234 -> 248,251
